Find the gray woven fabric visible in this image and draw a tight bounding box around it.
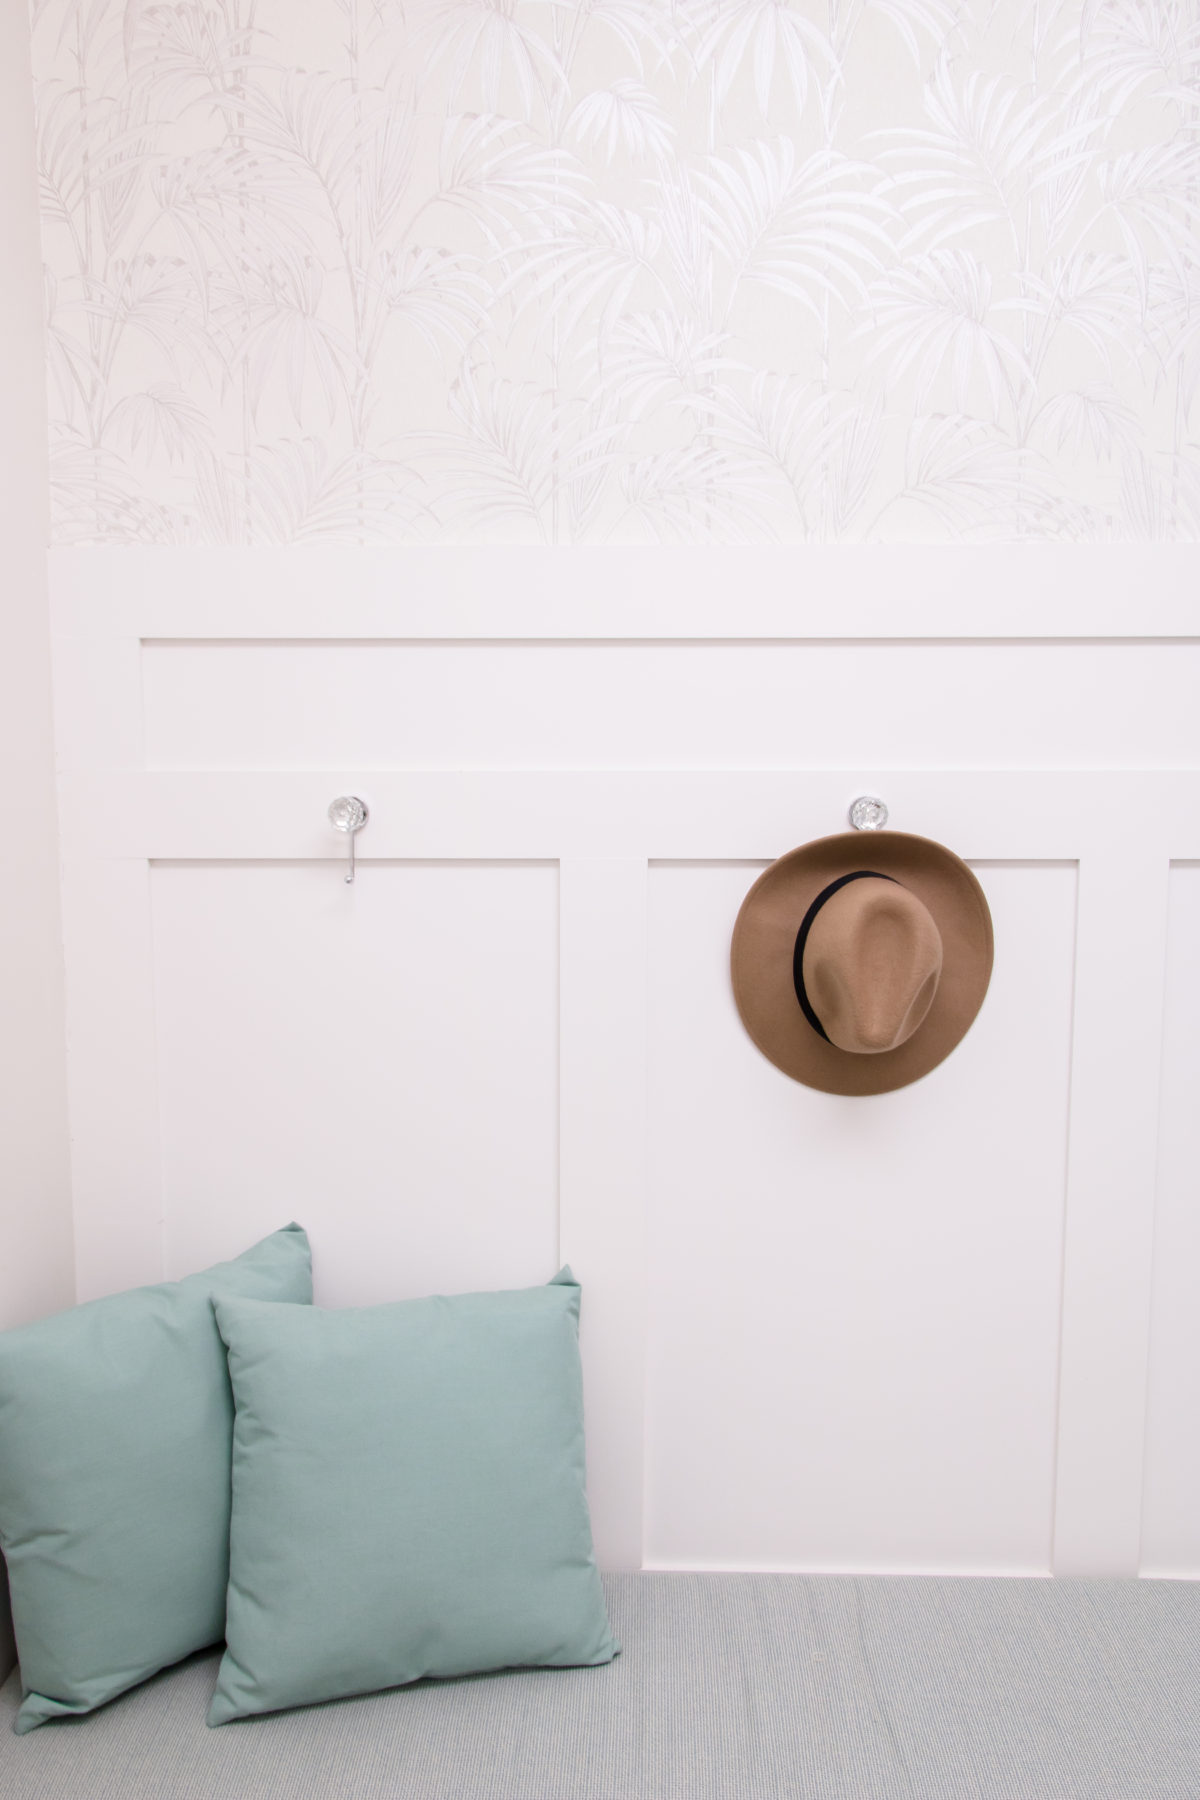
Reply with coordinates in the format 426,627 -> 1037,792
2,1573 -> 1199,1799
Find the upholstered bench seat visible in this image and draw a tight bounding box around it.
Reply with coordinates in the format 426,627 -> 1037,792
2,1572 -> 1199,1799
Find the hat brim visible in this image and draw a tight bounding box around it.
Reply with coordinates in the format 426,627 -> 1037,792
730,832 -> 994,1096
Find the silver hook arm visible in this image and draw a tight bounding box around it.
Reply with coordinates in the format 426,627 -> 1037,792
328,796 -> 369,882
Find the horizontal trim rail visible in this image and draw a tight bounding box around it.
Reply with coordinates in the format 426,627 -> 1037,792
50,546 -> 1200,641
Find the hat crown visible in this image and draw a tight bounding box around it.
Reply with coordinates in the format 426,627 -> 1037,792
802,876 -> 944,1055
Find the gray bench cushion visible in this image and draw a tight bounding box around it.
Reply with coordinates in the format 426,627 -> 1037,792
2,1572 -> 1199,1798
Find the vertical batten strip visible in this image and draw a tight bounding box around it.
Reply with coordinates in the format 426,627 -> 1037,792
54,631 -> 166,1299
1052,847 -> 1172,1576
50,635 -> 146,772
58,857 -> 165,1300
559,858 -> 649,1572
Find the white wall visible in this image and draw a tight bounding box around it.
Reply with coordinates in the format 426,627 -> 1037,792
48,550 -> 1200,1579
8,0 -> 1200,1606
0,0 -> 75,1683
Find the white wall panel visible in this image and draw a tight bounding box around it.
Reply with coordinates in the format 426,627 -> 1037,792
51,543 -> 1200,638
1140,865 -> 1200,1578
559,859 -> 648,1571
0,0 -> 73,1687
142,642 -> 1200,773
48,552 -> 1200,1576
644,861 -> 1075,1573
150,861 -> 559,1309
0,0 -> 73,1333
1050,845 -> 1172,1577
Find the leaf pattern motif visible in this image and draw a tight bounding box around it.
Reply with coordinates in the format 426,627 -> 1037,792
29,0 -> 1200,542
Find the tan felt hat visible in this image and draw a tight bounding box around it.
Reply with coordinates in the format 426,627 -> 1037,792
731,832 -> 994,1096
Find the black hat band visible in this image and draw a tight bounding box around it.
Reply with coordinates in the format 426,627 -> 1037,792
792,871 -> 897,1043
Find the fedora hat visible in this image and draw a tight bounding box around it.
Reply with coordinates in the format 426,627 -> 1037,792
731,832 -> 993,1096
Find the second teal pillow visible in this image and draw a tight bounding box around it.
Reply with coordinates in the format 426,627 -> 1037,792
209,1268 -> 618,1724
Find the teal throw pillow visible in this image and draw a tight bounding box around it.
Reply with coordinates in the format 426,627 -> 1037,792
0,1224 -> 312,1734
208,1267 -> 618,1725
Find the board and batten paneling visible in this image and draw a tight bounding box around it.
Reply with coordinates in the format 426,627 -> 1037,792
48,548 -> 1200,1578
1140,864 -> 1200,1578
645,860 -> 1074,1575
150,860 -> 559,1308
142,641 -> 1200,773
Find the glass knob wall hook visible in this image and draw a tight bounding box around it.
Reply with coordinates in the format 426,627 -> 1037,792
849,796 -> 888,831
328,796 -> 368,883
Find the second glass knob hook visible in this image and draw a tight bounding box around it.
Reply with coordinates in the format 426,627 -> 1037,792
849,796 -> 888,832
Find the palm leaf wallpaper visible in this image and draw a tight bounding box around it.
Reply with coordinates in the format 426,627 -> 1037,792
30,0 -> 1200,543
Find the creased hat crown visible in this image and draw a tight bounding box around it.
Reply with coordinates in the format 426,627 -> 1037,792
800,875 -> 943,1055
